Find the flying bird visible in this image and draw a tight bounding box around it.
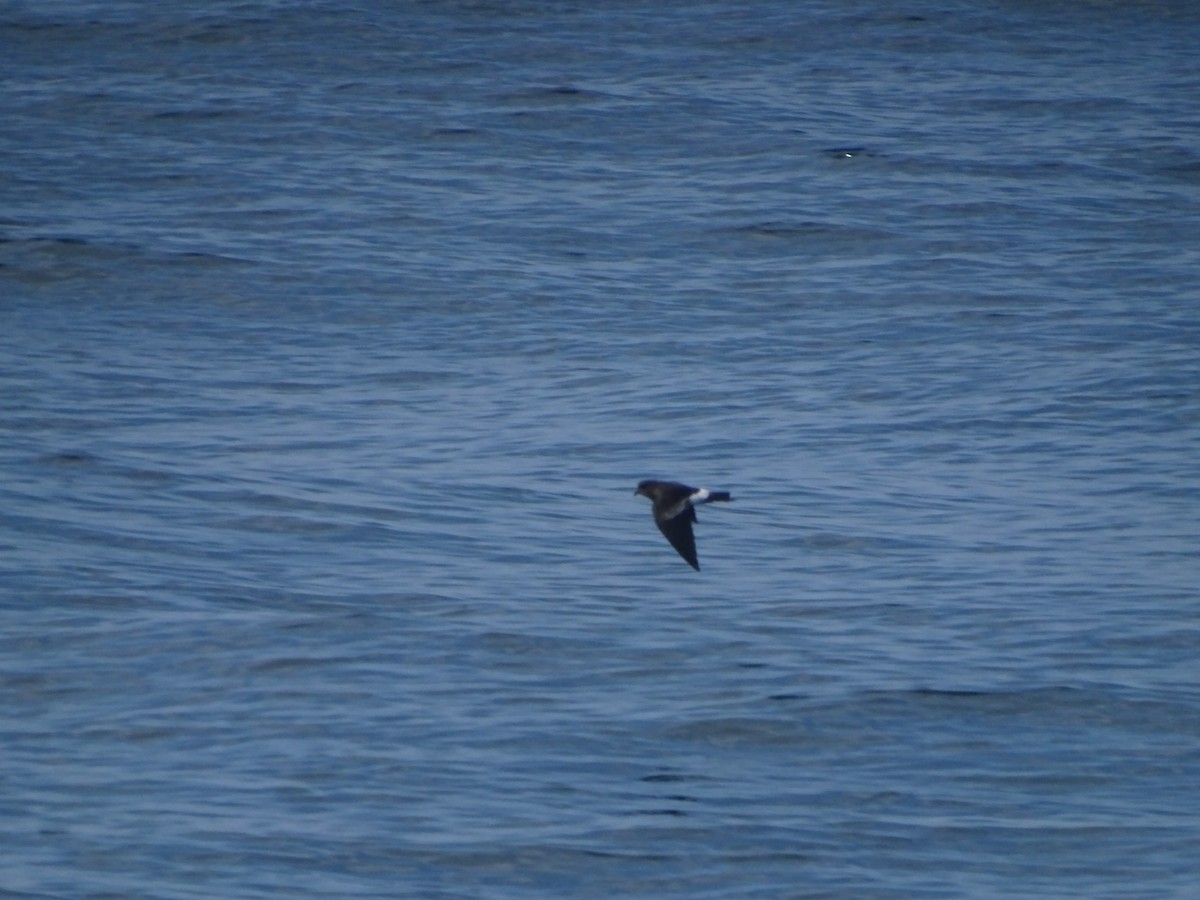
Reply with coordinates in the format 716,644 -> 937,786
635,479 -> 732,570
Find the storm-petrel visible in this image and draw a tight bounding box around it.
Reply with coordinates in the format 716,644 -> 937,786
635,479 -> 732,570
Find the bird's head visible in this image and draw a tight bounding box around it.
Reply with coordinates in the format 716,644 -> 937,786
634,480 -> 653,498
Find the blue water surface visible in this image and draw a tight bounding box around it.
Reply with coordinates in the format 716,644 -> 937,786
2,1 -> 1199,897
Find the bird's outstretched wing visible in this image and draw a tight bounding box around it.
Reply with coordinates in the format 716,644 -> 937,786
656,503 -> 699,570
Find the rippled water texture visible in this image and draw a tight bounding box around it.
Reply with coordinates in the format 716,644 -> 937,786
2,1 -> 1199,897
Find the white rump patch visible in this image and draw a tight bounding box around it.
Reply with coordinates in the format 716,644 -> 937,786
689,488 -> 711,504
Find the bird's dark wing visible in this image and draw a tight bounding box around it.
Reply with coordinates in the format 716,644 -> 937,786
656,504 -> 699,570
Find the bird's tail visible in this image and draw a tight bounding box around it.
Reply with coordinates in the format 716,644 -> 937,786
707,491 -> 732,503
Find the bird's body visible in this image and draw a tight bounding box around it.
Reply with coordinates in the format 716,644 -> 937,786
635,479 -> 732,570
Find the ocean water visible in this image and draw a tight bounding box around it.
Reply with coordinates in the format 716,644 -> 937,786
2,1 -> 1199,897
